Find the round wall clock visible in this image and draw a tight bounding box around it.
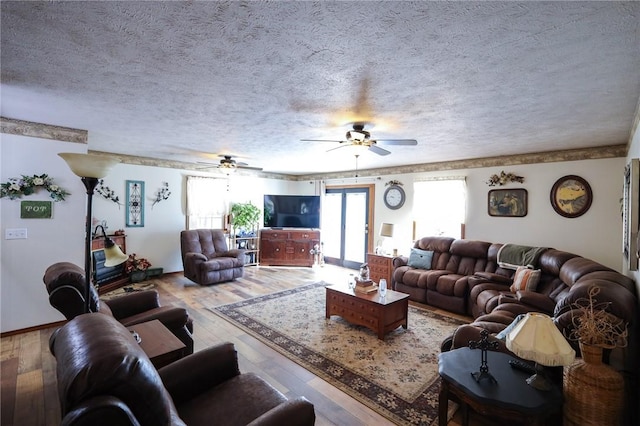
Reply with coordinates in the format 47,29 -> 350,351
550,175 -> 592,218
384,185 -> 406,210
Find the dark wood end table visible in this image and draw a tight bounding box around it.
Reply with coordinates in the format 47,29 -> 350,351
438,347 -> 563,426
325,284 -> 409,340
128,319 -> 186,369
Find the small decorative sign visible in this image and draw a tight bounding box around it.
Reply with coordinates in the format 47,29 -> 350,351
20,200 -> 52,218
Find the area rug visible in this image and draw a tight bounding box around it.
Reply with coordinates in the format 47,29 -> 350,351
209,281 -> 466,425
101,281 -> 156,299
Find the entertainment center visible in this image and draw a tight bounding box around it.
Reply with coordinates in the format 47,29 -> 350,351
259,229 -> 320,267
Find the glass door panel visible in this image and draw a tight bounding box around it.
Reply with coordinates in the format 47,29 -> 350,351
321,192 -> 343,260
344,192 -> 366,266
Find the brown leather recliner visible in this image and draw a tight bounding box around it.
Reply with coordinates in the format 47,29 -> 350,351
50,313 -> 316,426
180,229 -> 245,286
44,262 -> 194,354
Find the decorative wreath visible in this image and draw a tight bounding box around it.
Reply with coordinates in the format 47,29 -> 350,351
0,174 -> 70,202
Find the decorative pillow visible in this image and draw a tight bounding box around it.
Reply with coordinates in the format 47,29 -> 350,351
510,266 -> 541,292
408,248 -> 434,270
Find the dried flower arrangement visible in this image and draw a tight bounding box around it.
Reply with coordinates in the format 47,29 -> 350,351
486,171 -> 524,186
125,253 -> 152,273
567,286 -> 628,349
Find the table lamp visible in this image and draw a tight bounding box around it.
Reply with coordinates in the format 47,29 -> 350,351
59,153 -> 125,313
378,223 -> 394,255
506,312 -> 576,391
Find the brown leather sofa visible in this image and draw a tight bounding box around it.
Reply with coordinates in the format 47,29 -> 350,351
44,261 -> 194,354
180,229 -> 245,286
392,237 -> 637,355
50,313 -> 316,426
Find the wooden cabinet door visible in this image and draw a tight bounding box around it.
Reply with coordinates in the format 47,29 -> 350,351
260,239 -> 286,265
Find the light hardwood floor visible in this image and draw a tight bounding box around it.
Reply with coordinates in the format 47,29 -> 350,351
2,264 -> 479,426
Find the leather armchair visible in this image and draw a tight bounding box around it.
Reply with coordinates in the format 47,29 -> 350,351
180,229 -> 245,286
44,261 -> 194,354
50,313 -> 316,426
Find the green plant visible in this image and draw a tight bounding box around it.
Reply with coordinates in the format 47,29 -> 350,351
230,202 -> 261,234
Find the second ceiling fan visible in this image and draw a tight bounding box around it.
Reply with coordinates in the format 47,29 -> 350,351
302,122 -> 418,156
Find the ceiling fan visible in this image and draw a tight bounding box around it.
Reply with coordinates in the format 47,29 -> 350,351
301,122 -> 418,156
198,155 -> 263,172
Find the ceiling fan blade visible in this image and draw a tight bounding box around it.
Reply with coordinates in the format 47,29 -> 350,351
375,139 -> 418,145
237,165 -> 263,171
301,139 -> 345,143
326,144 -> 351,153
368,145 -> 391,156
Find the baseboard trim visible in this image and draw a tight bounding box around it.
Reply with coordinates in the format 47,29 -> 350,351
1,320 -> 67,338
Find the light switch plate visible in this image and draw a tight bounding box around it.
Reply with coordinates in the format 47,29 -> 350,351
5,228 -> 27,239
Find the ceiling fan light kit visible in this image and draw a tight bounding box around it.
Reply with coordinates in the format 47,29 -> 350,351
304,123 -> 418,157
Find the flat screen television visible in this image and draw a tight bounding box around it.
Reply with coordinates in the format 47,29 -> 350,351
263,194 -> 320,229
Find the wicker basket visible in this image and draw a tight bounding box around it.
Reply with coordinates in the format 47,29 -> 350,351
563,343 -> 624,426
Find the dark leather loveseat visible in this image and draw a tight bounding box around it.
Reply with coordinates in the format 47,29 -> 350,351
50,313 -> 316,426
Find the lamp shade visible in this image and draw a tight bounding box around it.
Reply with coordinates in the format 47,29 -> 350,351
506,312 -> 575,367
380,223 -> 394,238
103,244 -> 129,267
58,153 -> 120,178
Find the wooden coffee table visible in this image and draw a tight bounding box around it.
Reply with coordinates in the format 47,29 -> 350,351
128,319 -> 186,368
325,284 -> 409,340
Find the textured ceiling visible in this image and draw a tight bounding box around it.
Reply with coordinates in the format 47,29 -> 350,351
1,1 -> 639,175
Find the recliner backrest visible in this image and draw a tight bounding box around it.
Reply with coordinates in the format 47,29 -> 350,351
43,262 -> 101,319
180,229 -> 229,261
51,313 -> 184,426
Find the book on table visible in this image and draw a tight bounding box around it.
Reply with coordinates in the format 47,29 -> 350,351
355,284 -> 378,294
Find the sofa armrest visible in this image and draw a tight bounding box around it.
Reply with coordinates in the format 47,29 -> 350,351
246,397 -> 315,426
103,290 -> 160,319
159,342 -> 240,405
392,256 -> 408,268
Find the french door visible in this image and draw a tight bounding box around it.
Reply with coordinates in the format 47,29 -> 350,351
322,185 -> 373,269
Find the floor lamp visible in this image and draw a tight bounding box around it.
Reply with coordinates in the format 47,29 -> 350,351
59,153 -> 125,314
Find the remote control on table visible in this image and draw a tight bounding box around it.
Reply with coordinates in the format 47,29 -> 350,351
509,359 -> 536,374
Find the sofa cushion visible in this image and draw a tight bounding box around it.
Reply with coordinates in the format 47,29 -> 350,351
510,266 -> 541,292
408,248 -> 433,269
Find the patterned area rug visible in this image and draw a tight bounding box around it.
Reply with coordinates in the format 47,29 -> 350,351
209,281 -> 465,425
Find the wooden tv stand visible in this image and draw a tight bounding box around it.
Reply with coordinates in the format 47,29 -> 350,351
259,228 -> 320,267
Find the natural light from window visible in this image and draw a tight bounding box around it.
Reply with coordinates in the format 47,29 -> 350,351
413,178 -> 466,239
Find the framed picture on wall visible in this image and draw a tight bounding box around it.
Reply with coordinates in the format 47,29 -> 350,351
488,189 -> 528,217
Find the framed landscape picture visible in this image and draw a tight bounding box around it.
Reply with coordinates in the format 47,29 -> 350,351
488,189 -> 528,217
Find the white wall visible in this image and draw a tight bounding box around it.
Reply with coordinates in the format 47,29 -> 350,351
1,135 -> 87,332
626,121 -> 640,299
366,159 -> 623,271
0,134 -> 293,333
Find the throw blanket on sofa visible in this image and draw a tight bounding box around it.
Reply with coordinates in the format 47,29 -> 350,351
497,244 -> 547,270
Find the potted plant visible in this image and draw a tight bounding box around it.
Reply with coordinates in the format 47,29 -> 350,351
564,286 -> 628,425
125,253 -> 152,283
230,202 -> 261,236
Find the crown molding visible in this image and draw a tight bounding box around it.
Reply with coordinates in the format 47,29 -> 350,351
0,117 -> 87,144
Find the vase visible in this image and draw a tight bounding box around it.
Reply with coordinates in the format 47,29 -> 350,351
563,342 -> 624,426
129,271 -> 147,283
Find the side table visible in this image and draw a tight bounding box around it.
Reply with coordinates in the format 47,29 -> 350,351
128,319 -> 186,369
438,347 -> 562,426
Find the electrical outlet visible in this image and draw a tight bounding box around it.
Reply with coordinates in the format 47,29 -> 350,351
5,228 -> 27,239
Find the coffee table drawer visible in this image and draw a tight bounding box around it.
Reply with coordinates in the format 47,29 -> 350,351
327,292 -> 377,315
329,304 -> 379,329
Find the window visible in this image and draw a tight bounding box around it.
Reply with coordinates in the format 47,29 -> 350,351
412,177 -> 466,239
186,176 -> 228,230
